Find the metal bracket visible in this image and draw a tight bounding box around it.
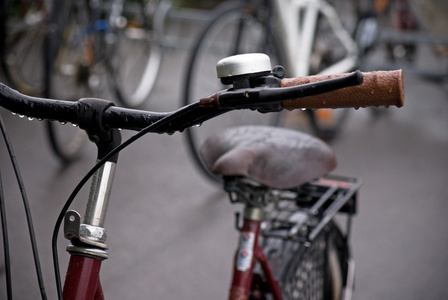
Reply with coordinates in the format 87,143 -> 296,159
64,210 -> 108,249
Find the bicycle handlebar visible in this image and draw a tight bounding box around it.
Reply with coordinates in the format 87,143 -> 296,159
281,70 -> 404,109
0,83 -> 170,130
0,69 -> 404,135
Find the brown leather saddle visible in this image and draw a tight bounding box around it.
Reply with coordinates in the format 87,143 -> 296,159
199,126 -> 337,189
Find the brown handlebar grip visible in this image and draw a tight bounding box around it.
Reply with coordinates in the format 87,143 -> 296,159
281,70 -> 404,110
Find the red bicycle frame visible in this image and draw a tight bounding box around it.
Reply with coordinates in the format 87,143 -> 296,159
229,206 -> 282,300
63,255 -> 104,300
60,127 -> 281,300
62,158 -> 117,300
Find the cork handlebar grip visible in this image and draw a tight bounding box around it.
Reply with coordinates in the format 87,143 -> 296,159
281,70 -> 404,110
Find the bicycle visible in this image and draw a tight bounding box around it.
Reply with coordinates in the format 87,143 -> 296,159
43,0 -> 171,163
182,0 -> 369,183
0,53 -> 404,299
1,0 -> 51,96
361,0 -> 448,80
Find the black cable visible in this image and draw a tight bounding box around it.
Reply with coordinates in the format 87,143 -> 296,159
51,105 -> 192,299
52,132 -> 142,299
0,113 -> 47,299
0,170 -> 12,299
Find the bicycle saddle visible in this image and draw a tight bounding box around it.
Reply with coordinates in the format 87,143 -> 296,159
200,126 -> 337,189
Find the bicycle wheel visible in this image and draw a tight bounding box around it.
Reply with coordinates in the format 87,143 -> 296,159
44,0 -> 103,163
183,1 -> 283,182
112,0 -> 170,108
2,0 -> 50,96
264,221 -> 347,300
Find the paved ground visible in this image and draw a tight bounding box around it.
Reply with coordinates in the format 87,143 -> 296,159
0,14 -> 448,300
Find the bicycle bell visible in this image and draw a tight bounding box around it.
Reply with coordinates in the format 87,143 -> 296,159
216,53 -> 284,89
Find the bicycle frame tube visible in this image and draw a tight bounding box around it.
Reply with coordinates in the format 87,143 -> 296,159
229,206 -> 282,300
276,0 -> 318,76
275,0 -> 358,76
63,161 -> 116,300
62,123 -> 121,299
63,255 -> 104,300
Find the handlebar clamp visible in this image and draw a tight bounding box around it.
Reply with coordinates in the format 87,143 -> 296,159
77,98 -> 122,161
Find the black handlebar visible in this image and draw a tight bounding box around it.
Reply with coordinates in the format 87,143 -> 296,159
0,71 -> 363,134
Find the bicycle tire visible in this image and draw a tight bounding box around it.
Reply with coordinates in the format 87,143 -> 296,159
43,0 -> 95,163
263,221 -> 347,300
2,0 -> 50,96
182,0 -> 284,183
112,0 -> 169,108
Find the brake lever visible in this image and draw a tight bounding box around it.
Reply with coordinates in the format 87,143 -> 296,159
200,71 -> 363,113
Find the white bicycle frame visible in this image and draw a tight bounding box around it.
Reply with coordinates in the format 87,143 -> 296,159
275,0 -> 359,77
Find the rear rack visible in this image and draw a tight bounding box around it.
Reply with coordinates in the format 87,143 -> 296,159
261,175 -> 361,242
